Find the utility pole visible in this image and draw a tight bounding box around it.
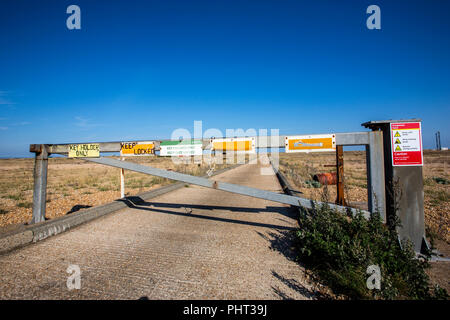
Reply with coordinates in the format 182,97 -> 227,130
435,131 -> 441,151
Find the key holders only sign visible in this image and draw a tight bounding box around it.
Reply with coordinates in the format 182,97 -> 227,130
390,122 -> 423,166
68,143 -> 100,158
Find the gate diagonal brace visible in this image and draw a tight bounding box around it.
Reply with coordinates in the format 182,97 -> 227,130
83,157 -> 369,218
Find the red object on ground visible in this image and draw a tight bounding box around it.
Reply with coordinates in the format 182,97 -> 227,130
313,172 -> 337,185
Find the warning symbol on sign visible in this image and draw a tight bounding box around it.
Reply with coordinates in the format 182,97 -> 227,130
394,131 -> 401,137
395,145 -> 402,151
395,138 -> 401,144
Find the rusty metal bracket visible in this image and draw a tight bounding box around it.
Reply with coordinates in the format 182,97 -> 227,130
335,145 -> 346,206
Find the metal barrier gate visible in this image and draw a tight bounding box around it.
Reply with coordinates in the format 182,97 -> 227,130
30,130 -> 385,219
29,120 -> 427,253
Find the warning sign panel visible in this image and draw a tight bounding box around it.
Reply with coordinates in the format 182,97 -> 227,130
285,134 -> 336,153
120,141 -> 155,156
390,122 -> 423,166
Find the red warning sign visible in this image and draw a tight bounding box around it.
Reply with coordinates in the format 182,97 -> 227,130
390,122 -> 423,166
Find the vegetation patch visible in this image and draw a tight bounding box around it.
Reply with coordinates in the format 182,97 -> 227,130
17,202 -> 32,209
6,194 -> 23,201
433,177 -> 449,185
294,203 -> 448,300
303,180 -> 321,188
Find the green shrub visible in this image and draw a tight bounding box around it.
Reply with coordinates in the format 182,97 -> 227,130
6,194 -> 23,201
17,202 -> 32,209
432,177 -> 449,185
304,180 -> 321,188
294,203 -> 448,300
98,186 -> 111,192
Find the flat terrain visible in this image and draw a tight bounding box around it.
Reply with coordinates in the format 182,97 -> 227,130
2,151 -> 447,242
0,162 -> 317,299
0,156 -> 232,229
0,151 -> 448,296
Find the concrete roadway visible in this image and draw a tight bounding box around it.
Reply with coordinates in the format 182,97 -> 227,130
0,161 -> 316,299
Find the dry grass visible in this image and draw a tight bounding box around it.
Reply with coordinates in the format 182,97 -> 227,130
0,151 -> 448,294
0,156 -> 232,228
1,151 -> 448,243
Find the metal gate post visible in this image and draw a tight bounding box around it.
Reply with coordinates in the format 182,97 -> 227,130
365,130 -> 386,222
30,144 -> 49,224
120,157 -> 125,198
363,119 -> 427,253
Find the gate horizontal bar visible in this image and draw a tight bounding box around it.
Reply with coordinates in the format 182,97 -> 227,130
83,157 -> 370,218
37,132 -> 371,154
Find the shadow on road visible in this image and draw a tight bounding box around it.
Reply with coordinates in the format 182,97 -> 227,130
255,229 -> 298,262
116,197 -> 297,231
66,204 -> 92,215
271,271 -> 317,300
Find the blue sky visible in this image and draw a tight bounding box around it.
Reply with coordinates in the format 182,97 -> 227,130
0,0 -> 449,157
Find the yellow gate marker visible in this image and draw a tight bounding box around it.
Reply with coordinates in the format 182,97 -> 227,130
285,134 -> 336,153
211,137 -> 256,153
68,144 -> 100,158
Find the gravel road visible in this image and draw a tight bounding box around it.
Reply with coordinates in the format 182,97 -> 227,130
0,162 -> 316,299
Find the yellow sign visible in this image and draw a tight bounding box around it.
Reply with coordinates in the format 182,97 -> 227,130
394,131 -> 401,137
68,144 -> 100,158
285,134 -> 336,153
395,145 -> 402,151
395,138 -> 401,144
211,137 -> 255,153
120,141 -> 155,156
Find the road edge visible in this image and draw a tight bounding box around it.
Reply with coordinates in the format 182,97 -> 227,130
270,159 -> 296,198
0,163 -> 242,255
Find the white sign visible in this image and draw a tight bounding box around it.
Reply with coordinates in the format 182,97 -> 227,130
160,140 -> 203,156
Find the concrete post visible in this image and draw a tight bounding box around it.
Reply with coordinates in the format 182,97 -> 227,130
365,130 -> 386,222
30,144 -> 49,224
362,119 -> 426,253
